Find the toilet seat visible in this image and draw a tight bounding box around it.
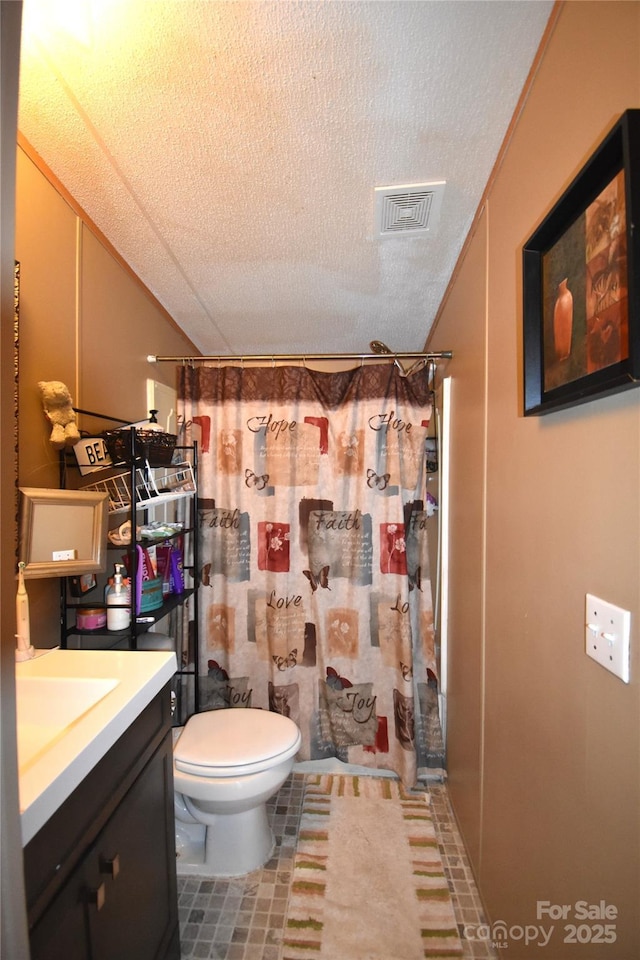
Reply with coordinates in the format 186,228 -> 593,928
174,708 -> 301,778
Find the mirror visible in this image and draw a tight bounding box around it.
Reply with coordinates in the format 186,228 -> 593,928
19,487 -> 109,579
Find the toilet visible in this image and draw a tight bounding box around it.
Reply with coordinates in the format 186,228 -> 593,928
173,707 -> 302,877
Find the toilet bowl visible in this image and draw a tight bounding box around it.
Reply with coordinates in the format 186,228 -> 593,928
173,707 -> 301,877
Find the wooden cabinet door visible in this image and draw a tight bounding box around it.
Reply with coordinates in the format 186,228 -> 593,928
29,869 -> 90,960
86,735 -> 178,960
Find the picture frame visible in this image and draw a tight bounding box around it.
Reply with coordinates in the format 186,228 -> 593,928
523,109 -> 640,415
19,487 -> 109,579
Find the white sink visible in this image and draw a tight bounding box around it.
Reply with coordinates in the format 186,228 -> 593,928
16,675 -> 119,772
15,648 -> 177,846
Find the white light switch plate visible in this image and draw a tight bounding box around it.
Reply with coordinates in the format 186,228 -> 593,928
585,594 -> 630,683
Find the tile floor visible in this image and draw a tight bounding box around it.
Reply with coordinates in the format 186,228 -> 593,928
177,774 -> 497,960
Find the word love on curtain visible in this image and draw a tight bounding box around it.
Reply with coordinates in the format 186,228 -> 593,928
178,363 -> 444,786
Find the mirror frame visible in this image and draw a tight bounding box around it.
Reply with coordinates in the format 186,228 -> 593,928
19,487 -> 109,579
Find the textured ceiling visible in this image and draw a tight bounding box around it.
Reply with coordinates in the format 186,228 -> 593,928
18,0 -> 553,357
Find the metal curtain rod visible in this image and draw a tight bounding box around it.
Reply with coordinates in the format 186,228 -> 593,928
147,350 -> 452,364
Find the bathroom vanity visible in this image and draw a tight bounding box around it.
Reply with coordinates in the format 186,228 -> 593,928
17,649 -> 179,960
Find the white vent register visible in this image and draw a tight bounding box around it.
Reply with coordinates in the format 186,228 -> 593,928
375,181 -> 446,238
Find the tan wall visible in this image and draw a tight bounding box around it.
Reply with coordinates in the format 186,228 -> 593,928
429,3 -> 640,957
1,5 -> 32,955
14,144 -> 197,647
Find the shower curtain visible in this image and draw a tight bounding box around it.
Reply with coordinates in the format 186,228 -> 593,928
178,362 -> 444,787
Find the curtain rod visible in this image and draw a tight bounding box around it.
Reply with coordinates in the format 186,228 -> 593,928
147,350 -> 452,364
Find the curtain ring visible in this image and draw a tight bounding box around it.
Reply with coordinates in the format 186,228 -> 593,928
272,356 -> 275,368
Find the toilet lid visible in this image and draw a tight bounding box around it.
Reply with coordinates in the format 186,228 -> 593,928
174,708 -> 300,771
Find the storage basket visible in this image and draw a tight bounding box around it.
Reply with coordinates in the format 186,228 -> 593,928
103,428 -> 177,467
83,461 -> 195,515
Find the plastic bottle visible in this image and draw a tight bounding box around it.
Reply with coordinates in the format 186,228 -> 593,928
147,409 -> 163,431
106,563 -> 131,631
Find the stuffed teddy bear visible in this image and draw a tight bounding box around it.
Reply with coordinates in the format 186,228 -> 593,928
38,380 -> 81,448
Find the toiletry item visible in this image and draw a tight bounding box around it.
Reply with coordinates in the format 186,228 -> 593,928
122,545 -> 155,582
15,561 -> 35,661
155,544 -> 173,597
108,520 -> 136,546
170,546 -> 185,594
139,577 -> 163,613
133,544 -> 164,614
146,409 -> 163,431
145,543 -> 159,577
76,606 -> 107,631
106,563 -> 130,630
69,573 -> 98,598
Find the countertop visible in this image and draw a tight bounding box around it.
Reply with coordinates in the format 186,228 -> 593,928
16,647 -> 177,846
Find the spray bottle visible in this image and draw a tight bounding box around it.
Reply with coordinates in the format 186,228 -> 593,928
106,563 -> 130,631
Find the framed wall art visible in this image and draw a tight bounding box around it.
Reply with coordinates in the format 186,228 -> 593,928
19,487 -> 109,579
523,109 -> 640,415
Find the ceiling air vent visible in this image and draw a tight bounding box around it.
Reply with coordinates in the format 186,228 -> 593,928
375,181 -> 446,238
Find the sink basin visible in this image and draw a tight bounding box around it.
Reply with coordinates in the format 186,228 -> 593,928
16,675 -> 119,771
15,649 -> 177,846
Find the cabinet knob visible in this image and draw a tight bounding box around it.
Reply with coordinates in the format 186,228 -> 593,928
100,853 -> 120,878
87,882 -> 106,911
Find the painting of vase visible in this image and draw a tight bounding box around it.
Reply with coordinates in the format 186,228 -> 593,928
525,110 -> 640,414
553,278 -> 573,361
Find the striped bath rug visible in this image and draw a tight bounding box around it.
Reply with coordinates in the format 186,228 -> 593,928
280,774 -> 462,960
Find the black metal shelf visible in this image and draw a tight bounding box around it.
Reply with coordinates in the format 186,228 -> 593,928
65,588 -> 195,638
60,419 -> 199,719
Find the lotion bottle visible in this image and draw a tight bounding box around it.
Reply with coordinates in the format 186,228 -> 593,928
106,563 -> 130,630
147,409 -> 163,431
